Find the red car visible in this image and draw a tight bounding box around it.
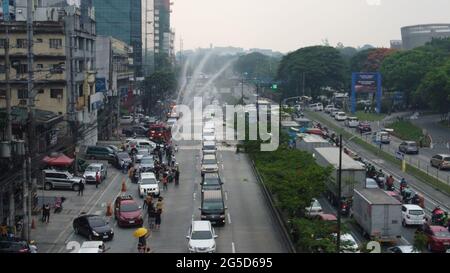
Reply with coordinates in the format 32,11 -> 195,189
114,195 -> 143,227
148,123 -> 172,143
421,224 -> 450,252
357,122 -> 372,134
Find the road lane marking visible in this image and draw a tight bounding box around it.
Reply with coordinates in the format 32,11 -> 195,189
232,242 -> 236,253
221,164 -> 224,170
227,213 -> 232,224
193,192 -> 196,201
51,171 -> 121,253
225,191 -> 228,201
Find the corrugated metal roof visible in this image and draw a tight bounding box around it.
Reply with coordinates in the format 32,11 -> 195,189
314,147 -> 365,170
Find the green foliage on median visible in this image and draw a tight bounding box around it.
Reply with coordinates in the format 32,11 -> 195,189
386,120 -> 425,143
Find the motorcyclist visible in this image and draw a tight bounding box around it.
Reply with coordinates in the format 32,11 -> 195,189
376,169 -> 385,188
431,206 -> 445,226
400,178 -> 407,193
386,175 -> 395,191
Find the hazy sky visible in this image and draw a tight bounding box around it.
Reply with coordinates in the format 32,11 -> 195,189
172,0 -> 450,53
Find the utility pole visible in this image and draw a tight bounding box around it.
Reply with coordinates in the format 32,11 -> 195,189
4,22 -> 12,144
336,134 -> 343,253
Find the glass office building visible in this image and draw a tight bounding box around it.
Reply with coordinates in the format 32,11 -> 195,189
93,0 -> 142,76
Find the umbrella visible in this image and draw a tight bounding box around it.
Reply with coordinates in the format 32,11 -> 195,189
133,227 -> 148,238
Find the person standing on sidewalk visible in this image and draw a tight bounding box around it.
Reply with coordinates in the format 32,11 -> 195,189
78,182 -> 85,196
95,171 -> 101,189
44,204 -> 50,223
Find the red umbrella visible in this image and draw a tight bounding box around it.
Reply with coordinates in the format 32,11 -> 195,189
42,154 -> 74,167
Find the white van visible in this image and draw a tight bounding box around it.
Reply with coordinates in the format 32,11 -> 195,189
309,103 -> 324,111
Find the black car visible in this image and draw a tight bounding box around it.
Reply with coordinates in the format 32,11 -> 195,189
73,214 -> 114,241
115,152 -> 132,169
201,172 -> 223,191
0,239 -> 34,253
357,122 -> 372,133
122,126 -> 148,137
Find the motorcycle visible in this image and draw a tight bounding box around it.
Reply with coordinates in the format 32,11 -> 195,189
54,197 -> 66,213
431,209 -> 448,227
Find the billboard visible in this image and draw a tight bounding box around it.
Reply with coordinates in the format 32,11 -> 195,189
351,72 -> 382,114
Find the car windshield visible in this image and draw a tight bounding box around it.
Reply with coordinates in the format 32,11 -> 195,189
408,210 -> 424,215
88,218 -> 107,227
141,178 -> 157,185
311,200 -> 320,208
85,166 -> 100,172
203,159 -> 216,165
117,153 -> 130,159
141,158 -> 153,165
121,203 -> 139,212
435,231 -> 450,238
137,150 -> 148,155
191,230 -> 213,240
408,143 -> 417,147
203,145 -> 215,150
444,157 -> 450,161
202,201 -> 223,211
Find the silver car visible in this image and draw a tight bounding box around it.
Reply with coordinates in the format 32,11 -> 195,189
399,141 -> 419,155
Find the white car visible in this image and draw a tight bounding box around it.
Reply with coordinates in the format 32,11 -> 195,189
334,233 -> 360,253
203,128 -> 216,142
305,198 -> 323,217
120,115 -> 134,125
335,112 -> 348,121
201,154 -> 219,174
365,178 -> 379,189
83,163 -> 107,184
77,241 -> 106,253
345,117 -> 359,128
186,221 -> 218,253
324,105 -> 335,113
309,103 -> 323,111
204,121 -> 215,130
388,245 -> 421,253
330,108 -> 340,118
401,204 -> 426,227
135,148 -> 150,163
125,138 -> 157,154
138,172 -> 160,197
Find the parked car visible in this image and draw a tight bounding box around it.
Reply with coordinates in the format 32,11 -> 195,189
43,169 -> 85,191
335,112 -> 348,121
201,154 -> 219,174
399,141 -> 419,155
186,220 -> 218,253
73,214 -> 114,241
119,115 -> 134,125
401,204 -> 426,227
122,126 -> 148,137
138,172 -> 160,197
305,198 -> 323,217
345,117 -> 359,128
357,122 -> 372,134
430,154 -> 450,170
114,195 -> 143,227
83,163 -> 107,184
0,239 -> 37,253
201,172 -> 223,192
419,224 -> 450,252
85,146 -> 116,164
387,245 -> 421,253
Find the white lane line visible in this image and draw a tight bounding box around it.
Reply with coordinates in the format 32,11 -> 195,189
227,213 -> 232,224
193,192 -> 196,201
221,163 -> 225,170
399,236 -> 411,245
231,242 -> 236,253
94,210 -> 102,215
52,171 -> 121,253
224,191 -> 228,201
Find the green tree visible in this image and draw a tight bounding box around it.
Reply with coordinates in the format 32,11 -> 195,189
416,59 -> 450,119
277,46 -> 346,99
142,70 -> 177,114
234,52 -> 279,80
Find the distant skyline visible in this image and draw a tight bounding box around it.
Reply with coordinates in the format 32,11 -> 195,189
172,0 -> 450,53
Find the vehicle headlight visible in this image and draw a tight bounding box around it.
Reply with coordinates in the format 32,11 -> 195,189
201,215 -> 207,219
111,228 -> 114,234
220,215 -> 225,219
210,243 -> 216,250
92,231 -> 99,236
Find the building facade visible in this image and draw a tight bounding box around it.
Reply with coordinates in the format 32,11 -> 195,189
153,0 -> 174,67
401,24 -> 450,50
92,0 -> 142,76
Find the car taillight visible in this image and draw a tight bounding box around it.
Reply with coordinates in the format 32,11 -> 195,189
19,248 -> 28,253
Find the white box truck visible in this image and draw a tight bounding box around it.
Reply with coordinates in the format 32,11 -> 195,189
352,188 -> 402,243
296,134 -> 331,153
313,147 -> 366,215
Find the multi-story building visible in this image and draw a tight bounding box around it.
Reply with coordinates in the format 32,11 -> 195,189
153,0 -> 174,67
95,36 -> 133,140
92,0 -> 142,76
390,40 -> 403,50
401,24 -> 450,50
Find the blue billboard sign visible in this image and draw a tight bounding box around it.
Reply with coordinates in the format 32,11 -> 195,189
351,72 -> 382,114
95,77 -> 107,93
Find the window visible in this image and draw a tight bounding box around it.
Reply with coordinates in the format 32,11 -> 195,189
78,38 -> 84,50
36,38 -> 43,43
77,60 -> 84,72
0,39 -> 6,48
0,89 -> 5,97
50,89 -> 63,99
17,64 -> 28,74
78,84 -> 83,97
0,65 -> 5,73
49,39 -> 62,49
51,64 -> 63,74
16,39 -> 27,48
38,89 -> 44,94
18,89 -> 28,99
36,64 -> 44,70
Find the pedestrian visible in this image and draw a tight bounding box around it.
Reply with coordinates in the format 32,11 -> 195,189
154,208 -> 162,230
128,164 -> 135,180
162,174 -> 168,191
143,193 -> 153,210
158,150 -> 163,164
170,156 -> 176,167
41,204 -> 47,222
44,204 -> 50,223
175,168 -> 180,185
1,220 -> 8,238
147,201 -> 155,229
78,181 -> 85,196
95,171 -> 101,189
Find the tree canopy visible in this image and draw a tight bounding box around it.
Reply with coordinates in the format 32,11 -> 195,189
234,52 -> 279,81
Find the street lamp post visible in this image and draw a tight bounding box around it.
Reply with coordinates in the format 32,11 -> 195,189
336,134 -> 343,253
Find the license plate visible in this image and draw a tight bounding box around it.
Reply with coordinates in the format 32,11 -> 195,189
129,220 -> 135,224
103,235 -> 109,239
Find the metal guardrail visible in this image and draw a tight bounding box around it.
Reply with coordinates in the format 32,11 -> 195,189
247,155 -> 297,253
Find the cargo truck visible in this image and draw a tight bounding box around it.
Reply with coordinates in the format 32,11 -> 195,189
351,188 -> 402,243
313,147 -> 366,215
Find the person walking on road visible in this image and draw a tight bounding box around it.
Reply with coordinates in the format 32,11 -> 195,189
44,204 -> 50,223
162,174 -> 168,191
95,171 -> 101,189
175,168 -> 180,185
78,181 -> 85,196
41,204 -> 47,222
154,208 -> 162,230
